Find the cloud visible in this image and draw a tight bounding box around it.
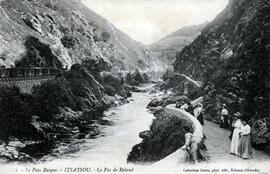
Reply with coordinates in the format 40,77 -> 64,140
82,0 -> 228,44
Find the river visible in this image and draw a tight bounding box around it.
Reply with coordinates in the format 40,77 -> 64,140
66,86 -> 155,164
33,86 -> 154,167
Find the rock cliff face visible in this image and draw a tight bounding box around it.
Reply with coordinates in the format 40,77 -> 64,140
0,0 -> 165,71
173,0 -> 270,153
149,24 -> 206,65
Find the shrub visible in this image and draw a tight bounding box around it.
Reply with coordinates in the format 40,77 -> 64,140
0,85 -> 33,143
15,36 -> 62,68
101,31 -> 110,42
82,58 -> 110,76
93,33 -> 102,42
125,71 -> 135,85
103,85 -> 116,96
65,64 -> 104,98
101,72 -> 122,93
142,73 -> 149,83
61,35 -> 77,48
125,70 -> 149,85
31,79 -> 77,122
134,69 -> 144,84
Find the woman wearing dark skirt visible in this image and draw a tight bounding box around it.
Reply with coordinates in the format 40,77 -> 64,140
193,104 -> 204,125
238,118 -> 252,159
197,112 -> 204,126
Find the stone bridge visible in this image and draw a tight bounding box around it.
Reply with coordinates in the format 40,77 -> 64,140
0,68 -> 61,93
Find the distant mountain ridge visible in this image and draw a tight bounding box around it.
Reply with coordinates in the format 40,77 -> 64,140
149,23 -> 207,65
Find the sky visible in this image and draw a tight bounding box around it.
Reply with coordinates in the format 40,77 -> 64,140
81,0 -> 229,45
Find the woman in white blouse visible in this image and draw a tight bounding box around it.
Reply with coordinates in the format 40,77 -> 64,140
230,112 -> 243,155
238,118 -> 253,159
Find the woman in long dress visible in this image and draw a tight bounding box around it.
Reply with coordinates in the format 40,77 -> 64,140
220,104 -> 229,128
230,112 -> 243,155
194,104 -> 204,125
238,118 -> 252,159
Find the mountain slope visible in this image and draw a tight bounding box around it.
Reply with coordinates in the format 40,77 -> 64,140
0,0 -> 165,72
149,23 -> 206,65
173,0 -> 270,153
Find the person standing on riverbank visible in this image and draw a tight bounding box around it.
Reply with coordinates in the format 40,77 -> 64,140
230,112 -> 243,155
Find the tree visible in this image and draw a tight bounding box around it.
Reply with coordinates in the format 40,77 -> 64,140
142,73 -> 149,83
15,36 -> 62,68
134,69 -> 144,84
126,71 -> 134,85
0,85 -> 32,144
31,79 -> 77,121
101,31 -> 110,42
101,72 -> 122,95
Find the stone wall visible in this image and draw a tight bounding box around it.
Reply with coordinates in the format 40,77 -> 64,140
152,104 -> 204,165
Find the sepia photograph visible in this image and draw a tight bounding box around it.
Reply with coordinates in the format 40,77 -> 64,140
0,0 -> 269,173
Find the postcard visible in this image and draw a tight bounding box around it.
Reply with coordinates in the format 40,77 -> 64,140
0,0 -> 269,173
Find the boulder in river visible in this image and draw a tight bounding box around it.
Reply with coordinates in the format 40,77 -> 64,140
139,131 -> 152,139
147,95 -> 188,108
147,98 -> 165,108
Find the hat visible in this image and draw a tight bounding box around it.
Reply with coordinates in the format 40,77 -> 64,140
233,112 -> 242,117
222,103 -> 227,107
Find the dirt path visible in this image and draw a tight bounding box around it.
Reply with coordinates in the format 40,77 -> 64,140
203,120 -> 270,162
